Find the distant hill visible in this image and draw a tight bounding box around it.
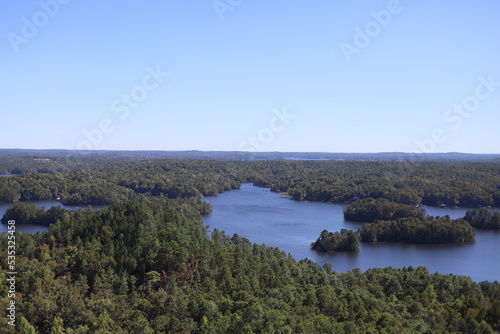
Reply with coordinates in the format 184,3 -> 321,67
0,149 -> 499,162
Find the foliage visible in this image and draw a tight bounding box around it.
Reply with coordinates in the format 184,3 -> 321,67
0,203 -> 45,225
1,155 -> 500,332
359,216 -> 476,244
1,158 -> 500,208
312,229 -> 359,252
344,198 -> 426,222
1,203 -> 71,226
0,160 -> 243,205
249,160 -> 500,207
464,208 -> 500,229
0,197 -> 498,333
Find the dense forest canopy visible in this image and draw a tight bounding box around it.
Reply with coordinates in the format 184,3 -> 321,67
1,196 -> 500,333
1,157 -> 500,208
339,196 -> 500,246
249,160 -> 500,207
464,208 -> 500,229
343,198 -> 426,222
358,216 -> 476,244
311,229 -> 359,252
1,155 -> 500,332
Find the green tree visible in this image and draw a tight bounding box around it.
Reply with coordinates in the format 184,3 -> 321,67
1,202 -> 45,224
50,316 -> 65,334
17,317 -> 36,334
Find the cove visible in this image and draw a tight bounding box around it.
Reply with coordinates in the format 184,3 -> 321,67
203,183 -> 500,282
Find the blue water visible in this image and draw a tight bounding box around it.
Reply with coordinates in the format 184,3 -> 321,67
2,183 -> 498,282
203,183 -> 500,282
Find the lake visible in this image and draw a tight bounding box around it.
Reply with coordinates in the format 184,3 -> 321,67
203,183 -> 500,282
0,201 -> 108,234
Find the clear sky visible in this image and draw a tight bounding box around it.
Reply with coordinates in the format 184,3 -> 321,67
1,0 -> 499,153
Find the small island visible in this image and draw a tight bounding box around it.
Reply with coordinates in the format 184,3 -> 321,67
342,197 -> 476,245
311,229 -> 359,252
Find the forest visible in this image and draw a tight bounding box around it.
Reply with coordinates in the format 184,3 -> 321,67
311,229 -> 359,252
464,208 -> 500,229
1,155 -> 500,332
0,203 -> 70,226
358,216 -> 476,244
343,198 -> 426,222
1,158 -> 500,208
1,196 -> 500,333
339,197 -> 498,245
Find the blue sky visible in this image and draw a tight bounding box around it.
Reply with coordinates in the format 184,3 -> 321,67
1,0 -> 499,153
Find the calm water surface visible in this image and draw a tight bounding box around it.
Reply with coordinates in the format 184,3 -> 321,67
203,183 -> 500,282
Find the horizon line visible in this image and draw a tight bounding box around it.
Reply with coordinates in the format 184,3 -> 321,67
1,148 -> 500,155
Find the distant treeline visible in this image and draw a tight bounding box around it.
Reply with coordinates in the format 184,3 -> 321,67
1,149 -> 500,162
0,158 -> 499,208
0,160 -> 242,204
250,160 -> 500,207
